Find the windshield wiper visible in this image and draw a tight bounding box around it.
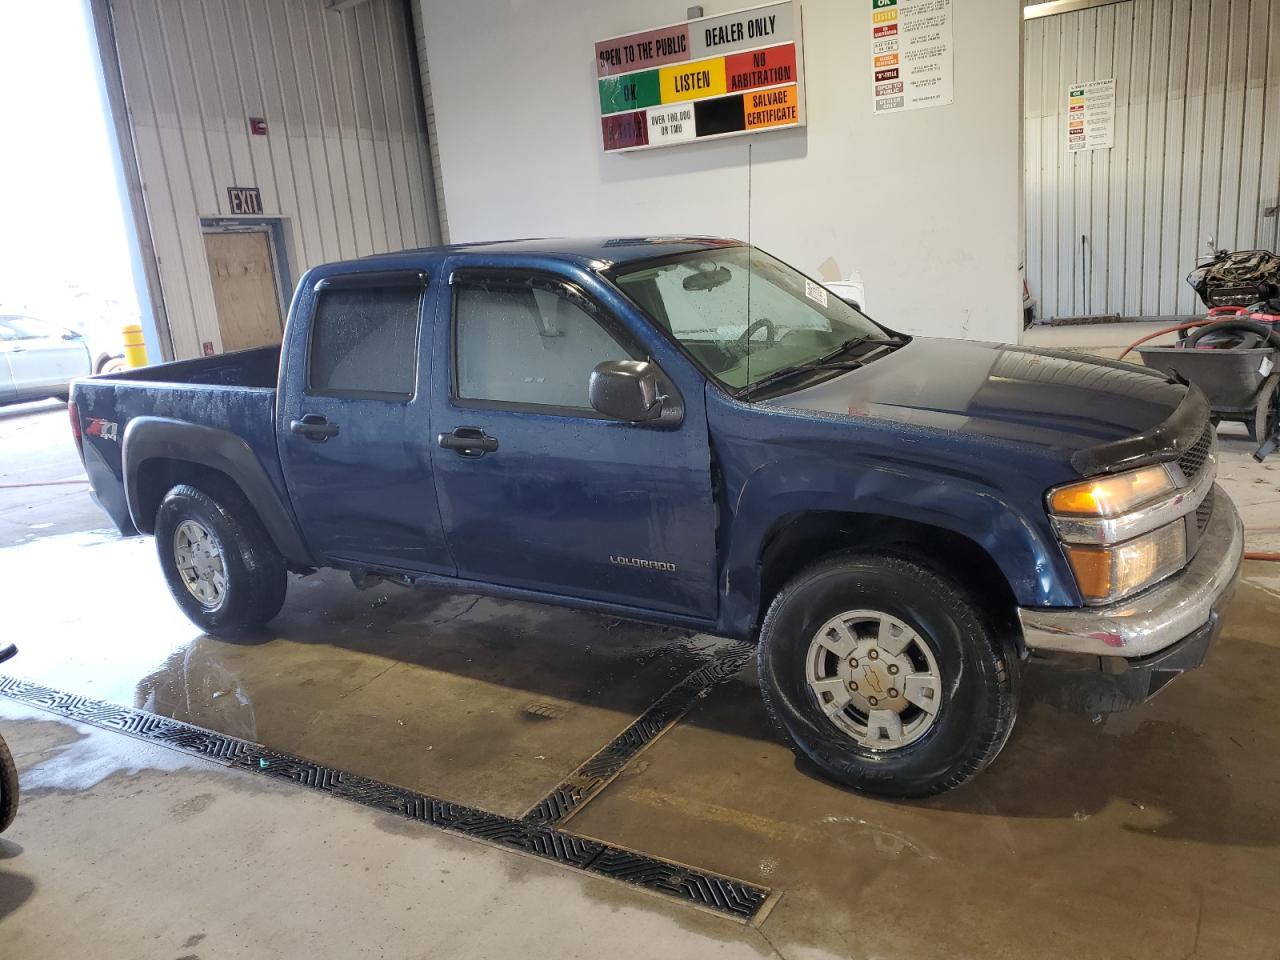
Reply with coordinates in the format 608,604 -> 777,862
823,333 -> 910,359
735,357 -> 869,398
735,336 -> 908,399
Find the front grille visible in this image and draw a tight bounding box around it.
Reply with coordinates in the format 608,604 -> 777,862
1177,423 -> 1214,480
1195,486 -> 1214,536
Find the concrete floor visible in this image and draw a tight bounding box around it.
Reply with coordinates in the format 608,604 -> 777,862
1,362 -> 1279,958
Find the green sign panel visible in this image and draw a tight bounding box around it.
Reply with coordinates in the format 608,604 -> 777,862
599,70 -> 661,114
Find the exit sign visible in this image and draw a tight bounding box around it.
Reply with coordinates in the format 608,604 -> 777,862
227,186 -> 263,215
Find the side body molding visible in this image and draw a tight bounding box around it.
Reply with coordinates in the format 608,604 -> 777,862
122,417 -> 312,565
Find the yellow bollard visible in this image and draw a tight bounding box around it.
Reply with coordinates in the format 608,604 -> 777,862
122,323 -> 148,368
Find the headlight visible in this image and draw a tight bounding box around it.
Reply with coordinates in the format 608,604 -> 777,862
1063,522 -> 1187,604
1048,465 -> 1176,517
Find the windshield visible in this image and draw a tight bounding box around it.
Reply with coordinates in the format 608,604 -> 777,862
612,246 -> 891,392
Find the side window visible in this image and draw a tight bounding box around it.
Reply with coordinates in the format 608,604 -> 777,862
0,317 -> 47,340
454,280 -> 636,410
308,284 -> 422,399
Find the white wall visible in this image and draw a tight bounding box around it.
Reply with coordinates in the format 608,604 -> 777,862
1025,0 -> 1280,321
416,0 -> 1024,342
109,0 -> 440,359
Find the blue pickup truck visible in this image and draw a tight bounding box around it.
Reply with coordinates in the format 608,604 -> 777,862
71,237 -> 1244,796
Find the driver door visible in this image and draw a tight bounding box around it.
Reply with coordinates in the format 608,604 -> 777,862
428,264 -> 718,620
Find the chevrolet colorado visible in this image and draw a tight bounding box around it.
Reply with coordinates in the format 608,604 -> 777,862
70,237 -> 1243,796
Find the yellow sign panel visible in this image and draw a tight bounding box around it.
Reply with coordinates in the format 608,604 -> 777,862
743,84 -> 799,129
872,8 -> 897,23
659,58 -> 727,103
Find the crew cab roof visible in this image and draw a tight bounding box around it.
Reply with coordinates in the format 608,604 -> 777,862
325,236 -> 745,275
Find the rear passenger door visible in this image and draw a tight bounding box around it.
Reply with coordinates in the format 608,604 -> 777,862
278,270 -> 454,575
427,265 -> 718,620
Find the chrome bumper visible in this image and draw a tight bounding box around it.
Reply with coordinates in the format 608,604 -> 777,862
1018,487 -> 1244,659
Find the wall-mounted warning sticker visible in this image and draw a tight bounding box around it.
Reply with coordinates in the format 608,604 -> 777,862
596,1 -> 805,152
1066,78 -> 1115,152
871,0 -> 953,115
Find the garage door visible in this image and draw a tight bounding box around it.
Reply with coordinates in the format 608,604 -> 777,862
1025,0 -> 1280,321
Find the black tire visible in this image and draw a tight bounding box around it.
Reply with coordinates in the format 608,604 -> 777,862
154,483 -> 287,638
0,733 -> 17,834
1253,373 -> 1279,446
757,551 -> 1019,798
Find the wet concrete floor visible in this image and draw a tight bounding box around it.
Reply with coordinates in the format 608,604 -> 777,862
2,400 -> 1279,957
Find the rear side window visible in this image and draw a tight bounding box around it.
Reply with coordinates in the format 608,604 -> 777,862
308,284 -> 422,399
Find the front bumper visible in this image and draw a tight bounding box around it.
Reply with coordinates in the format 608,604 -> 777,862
1018,487 -> 1243,659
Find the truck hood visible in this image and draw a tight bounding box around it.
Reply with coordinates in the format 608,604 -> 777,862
763,337 -> 1198,473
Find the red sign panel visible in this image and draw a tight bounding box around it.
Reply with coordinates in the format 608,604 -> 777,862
724,42 -> 797,93
601,111 -> 649,150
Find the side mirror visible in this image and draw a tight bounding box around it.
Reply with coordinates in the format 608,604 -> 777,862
589,359 -> 664,422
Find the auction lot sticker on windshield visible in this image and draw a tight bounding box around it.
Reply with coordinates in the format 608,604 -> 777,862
870,0 -> 953,114
804,279 -> 829,307
596,1 -> 806,152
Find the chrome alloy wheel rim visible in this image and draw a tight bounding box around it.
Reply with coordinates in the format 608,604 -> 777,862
804,610 -> 943,751
173,519 -> 227,609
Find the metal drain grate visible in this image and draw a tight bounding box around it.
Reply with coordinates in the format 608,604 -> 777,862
523,641 -> 753,826
0,673 -> 768,921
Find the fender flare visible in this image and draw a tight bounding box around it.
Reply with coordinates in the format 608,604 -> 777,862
122,417 -> 311,564
720,462 -> 1075,636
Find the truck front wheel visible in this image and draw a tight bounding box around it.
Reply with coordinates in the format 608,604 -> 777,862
757,552 -> 1018,797
154,483 -> 287,638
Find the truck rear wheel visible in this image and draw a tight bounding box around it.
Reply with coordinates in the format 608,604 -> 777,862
757,552 -> 1018,797
155,483 -> 287,638
0,732 -> 17,834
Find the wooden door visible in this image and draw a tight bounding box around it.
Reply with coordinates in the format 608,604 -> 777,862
202,230 -> 284,351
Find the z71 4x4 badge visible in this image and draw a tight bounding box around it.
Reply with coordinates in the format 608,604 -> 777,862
85,418 -> 119,442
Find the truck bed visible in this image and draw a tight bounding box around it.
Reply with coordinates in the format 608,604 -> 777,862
71,346 -> 288,537
104,345 -> 281,389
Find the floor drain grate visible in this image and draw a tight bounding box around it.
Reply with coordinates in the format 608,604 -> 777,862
523,640 -> 753,826
0,673 -> 768,921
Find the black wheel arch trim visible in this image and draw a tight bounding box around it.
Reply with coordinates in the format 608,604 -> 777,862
122,417 -> 312,565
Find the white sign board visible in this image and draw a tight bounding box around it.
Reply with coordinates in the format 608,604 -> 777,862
871,0 -> 954,114
1067,79 -> 1115,151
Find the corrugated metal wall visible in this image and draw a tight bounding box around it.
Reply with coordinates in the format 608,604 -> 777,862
109,0 -> 440,359
1025,0 -> 1280,320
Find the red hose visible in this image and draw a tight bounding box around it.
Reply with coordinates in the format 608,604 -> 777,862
1245,552 -> 1280,562
1117,319 -> 1217,360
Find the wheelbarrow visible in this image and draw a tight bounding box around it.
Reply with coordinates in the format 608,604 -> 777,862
1137,318 -> 1280,461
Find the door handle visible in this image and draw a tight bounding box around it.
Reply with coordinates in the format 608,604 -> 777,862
438,426 -> 499,457
290,414 -> 340,442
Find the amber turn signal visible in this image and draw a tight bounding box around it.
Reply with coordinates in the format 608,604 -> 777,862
1048,465 -> 1175,518
1063,522 -> 1187,604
